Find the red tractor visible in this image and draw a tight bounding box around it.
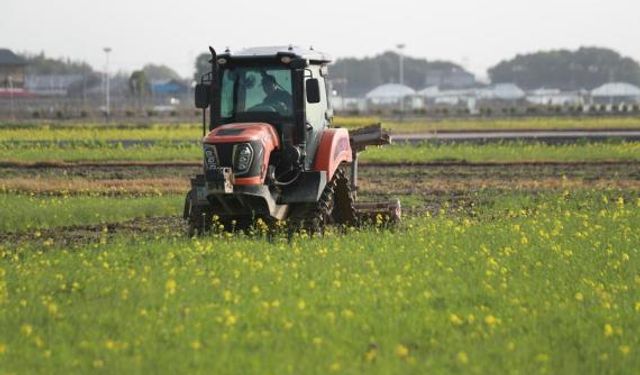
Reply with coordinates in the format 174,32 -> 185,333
185,46 -> 400,234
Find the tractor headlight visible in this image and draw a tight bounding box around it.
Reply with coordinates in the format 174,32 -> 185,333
234,143 -> 253,173
203,144 -> 218,170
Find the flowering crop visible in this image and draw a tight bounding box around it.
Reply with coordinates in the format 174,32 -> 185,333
0,191 -> 638,373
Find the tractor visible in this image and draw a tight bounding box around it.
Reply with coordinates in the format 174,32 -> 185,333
184,45 -> 400,234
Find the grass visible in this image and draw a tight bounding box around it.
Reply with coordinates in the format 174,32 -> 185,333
0,191 -> 638,373
2,116 -> 639,140
0,194 -> 183,232
362,141 -> 640,163
2,140 -> 639,164
336,116 -> 640,133
0,141 -> 201,163
0,124 -> 201,142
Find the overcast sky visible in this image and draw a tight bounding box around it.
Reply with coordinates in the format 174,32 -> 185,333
2,0 -> 639,80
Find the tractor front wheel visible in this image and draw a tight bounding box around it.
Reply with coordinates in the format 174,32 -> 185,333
184,191 -> 213,236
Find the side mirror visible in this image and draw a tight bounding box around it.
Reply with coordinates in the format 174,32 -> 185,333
306,79 -> 321,104
195,83 -> 211,109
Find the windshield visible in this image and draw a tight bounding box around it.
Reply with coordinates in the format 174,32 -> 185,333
220,66 -> 293,120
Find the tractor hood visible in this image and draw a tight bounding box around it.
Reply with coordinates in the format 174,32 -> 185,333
203,123 -> 280,147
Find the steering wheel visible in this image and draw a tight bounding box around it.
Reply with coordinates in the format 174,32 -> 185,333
247,104 -> 277,113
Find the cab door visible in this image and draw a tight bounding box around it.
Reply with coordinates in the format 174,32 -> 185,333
304,65 -> 330,169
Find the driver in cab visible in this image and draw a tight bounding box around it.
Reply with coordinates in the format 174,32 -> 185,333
260,74 -> 292,115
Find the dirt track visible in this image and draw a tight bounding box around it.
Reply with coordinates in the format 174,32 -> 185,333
2,161 -> 638,245
2,161 -> 638,193
0,216 -> 183,246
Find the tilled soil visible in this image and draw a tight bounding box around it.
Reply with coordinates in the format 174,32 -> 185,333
0,216 -> 184,247
1,161 -> 638,245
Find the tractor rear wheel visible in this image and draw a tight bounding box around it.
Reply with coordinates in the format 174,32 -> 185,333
302,164 -> 357,233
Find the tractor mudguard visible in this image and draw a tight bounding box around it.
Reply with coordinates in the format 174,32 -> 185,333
279,171 -> 327,203
313,128 -> 353,181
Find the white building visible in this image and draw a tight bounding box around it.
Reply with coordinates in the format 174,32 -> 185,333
591,82 -> 640,104
527,88 -> 583,106
479,83 -> 525,101
365,83 -> 421,110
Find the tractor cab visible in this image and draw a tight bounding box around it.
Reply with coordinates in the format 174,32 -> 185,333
195,46 -> 333,170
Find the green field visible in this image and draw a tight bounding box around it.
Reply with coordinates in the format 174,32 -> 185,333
1,117 -> 639,373
2,140 -> 639,164
0,191 -> 638,373
0,194 -> 182,232
1,116 -> 639,141
375,116 -> 640,133
0,124 -> 201,142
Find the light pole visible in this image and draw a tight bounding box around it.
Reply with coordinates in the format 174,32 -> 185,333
103,47 -> 112,119
8,75 -> 15,121
396,43 -> 406,113
396,43 -> 405,86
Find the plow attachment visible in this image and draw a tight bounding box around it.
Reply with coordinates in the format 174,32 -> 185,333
347,123 -> 402,224
353,200 -> 402,224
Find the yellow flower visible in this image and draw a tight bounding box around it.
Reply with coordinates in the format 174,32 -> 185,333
457,351 -> 469,364
574,292 -> 584,301
0,343 -> 6,355
165,279 -> 177,296
449,313 -> 464,326
604,323 -> 614,337
225,314 -> 237,326
21,324 -> 33,337
619,345 -> 631,356
484,315 -> 499,326
364,346 -> 378,362
105,340 -> 116,350
47,303 -> 58,316
190,340 -> 202,350
536,353 -> 549,362
395,344 -> 409,359
297,300 -> 306,310
342,309 -> 354,319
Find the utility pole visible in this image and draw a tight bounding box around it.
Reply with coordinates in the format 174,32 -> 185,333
397,43 -> 405,86
103,47 -> 112,120
396,43 -> 406,114
8,76 -> 15,121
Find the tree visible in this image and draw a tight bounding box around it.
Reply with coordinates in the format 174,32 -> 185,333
142,64 -> 181,81
20,51 -> 93,75
193,52 -> 211,82
128,70 -> 150,107
329,52 -> 473,97
488,47 -> 640,90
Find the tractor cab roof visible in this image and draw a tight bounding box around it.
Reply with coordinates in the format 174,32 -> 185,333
217,45 -> 332,65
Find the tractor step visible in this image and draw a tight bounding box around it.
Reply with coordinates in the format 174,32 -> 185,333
353,199 -> 401,224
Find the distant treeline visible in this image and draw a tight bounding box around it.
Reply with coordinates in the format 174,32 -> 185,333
21,46 -> 640,95
21,52 -> 93,75
328,52 -> 466,97
19,52 -> 181,82
489,47 -> 640,90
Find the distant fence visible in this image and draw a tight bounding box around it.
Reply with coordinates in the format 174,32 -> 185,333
0,96 -> 639,122
0,95 -> 198,122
